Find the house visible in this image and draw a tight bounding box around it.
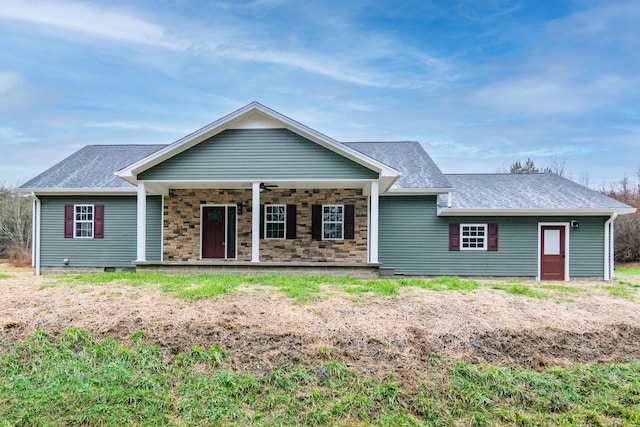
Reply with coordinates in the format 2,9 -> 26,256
18,102 -> 635,280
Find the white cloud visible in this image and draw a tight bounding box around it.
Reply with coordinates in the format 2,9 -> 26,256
0,0 -> 185,49
0,1 -> 455,88
84,121 -> 191,134
546,1 -> 640,43
470,73 -> 626,116
455,0 -> 523,21
0,71 -> 21,96
0,126 -> 34,144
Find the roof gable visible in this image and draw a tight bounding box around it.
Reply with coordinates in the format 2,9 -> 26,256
117,102 -> 399,188
138,128 -> 379,181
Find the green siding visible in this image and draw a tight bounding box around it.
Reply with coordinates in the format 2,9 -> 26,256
39,195 -> 162,267
145,196 -> 162,261
379,196 -> 606,278
138,128 -> 378,181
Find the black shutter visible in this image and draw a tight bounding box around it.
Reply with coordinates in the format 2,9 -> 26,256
449,223 -> 460,251
64,205 -> 74,238
311,204 -> 322,240
488,223 -> 498,251
286,204 -> 296,239
259,204 -> 264,239
94,205 -> 104,239
344,204 -> 355,240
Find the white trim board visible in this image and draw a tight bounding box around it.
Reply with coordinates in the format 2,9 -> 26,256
537,222 -> 570,281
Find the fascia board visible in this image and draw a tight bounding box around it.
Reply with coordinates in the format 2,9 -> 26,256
437,207 -> 637,216
116,102 -> 400,181
17,188 -> 137,196
384,187 -> 455,195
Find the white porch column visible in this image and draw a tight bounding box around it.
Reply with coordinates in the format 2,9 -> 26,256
251,181 -> 260,262
369,181 -> 379,264
136,182 -> 147,262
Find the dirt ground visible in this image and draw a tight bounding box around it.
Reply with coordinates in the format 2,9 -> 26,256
2,263 -> 640,389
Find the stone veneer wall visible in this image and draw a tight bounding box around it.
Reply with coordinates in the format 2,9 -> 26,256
163,188 -> 369,262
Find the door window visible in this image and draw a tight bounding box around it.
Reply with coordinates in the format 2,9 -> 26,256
543,229 -> 561,255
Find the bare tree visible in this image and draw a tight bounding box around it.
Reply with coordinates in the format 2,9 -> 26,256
548,155 -> 567,177
0,184 -> 32,258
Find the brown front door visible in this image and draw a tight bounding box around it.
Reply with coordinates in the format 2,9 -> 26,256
202,207 -> 225,259
540,226 -> 565,280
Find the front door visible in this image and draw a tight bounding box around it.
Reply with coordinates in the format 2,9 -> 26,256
202,206 -> 237,259
540,226 -> 565,280
202,207 -> 226,259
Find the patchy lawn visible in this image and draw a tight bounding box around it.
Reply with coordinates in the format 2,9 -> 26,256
1,264 -> 640,425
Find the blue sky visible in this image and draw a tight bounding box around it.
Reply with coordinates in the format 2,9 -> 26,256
1,0 -> 638,188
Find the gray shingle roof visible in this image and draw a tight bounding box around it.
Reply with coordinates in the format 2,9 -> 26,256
19,145 -> 166,190
441,174 -> 632,211
342,141 -> 452,189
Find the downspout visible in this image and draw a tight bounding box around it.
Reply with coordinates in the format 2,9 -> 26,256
604,212 -> 618,281
31,192 -> 41,276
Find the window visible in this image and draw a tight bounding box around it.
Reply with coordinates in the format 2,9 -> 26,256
323,205 -> 343,240
461,224 -> 487,250
265,205 -> 286,239
74,204 -> 94,238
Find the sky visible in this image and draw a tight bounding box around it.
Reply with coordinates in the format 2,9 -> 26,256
1,0 -> 639,188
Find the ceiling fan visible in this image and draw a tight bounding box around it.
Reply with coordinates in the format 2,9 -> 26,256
259,182 -> 278,192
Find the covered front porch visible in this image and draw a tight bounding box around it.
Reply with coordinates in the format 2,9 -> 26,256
134,180 -> 381,271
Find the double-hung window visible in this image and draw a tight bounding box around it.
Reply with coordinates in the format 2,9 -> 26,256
322,205 -> 343,240
461,224 -> 487,250
265,205 -> 286,239
74,204 -> 94,238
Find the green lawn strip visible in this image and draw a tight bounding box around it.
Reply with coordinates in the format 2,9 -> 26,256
1,329 -> 639,426
58,273 -> 483,303
489,281 -> 549,299
0,273 -> 10,279
539,284 -> 588,294
615,269 -> 640,274
599,285 -> 635,300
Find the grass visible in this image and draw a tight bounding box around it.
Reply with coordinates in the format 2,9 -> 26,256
0,273 -> 10,279
539,284 -> 588,294
60,273 -> 484,304
489,281 -> 549,299
1,329 -> 639,426
58,272 -> 638,304
615,268 -> 640,274
599,285 -> 635,300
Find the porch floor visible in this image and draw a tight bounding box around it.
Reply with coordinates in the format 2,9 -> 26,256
135,261 -> 381,279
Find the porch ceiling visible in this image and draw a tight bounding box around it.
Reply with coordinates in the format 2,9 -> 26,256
143,179 -> 378,196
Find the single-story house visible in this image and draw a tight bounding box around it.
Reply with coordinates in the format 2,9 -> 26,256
19,102 -> 635,280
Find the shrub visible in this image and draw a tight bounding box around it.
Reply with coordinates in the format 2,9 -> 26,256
7,245 -> 32,267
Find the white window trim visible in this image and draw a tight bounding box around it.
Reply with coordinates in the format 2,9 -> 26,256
74,204 -> 94,239
264,204 -> 286,240
460,223 -> 487,251
322,204 -> 344,241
